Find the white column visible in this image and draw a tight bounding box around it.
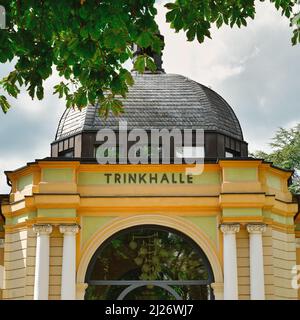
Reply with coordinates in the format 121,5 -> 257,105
0,239 -> 4,291
247,224 -> 266,300
220,224 -> 240,300
60,224 -> 79,300
33,224 -> 52,300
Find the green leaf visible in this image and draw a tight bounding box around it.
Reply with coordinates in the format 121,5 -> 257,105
216,15 -> 223,28
36,86 -> 44,100
292,29 -> 300,45
38,64 -> 52,80
146,57 -> 157,72
149,6 -> 158,16
241,17 -> 247,27
134,56 -> 146,73
79,6 -> 89,19
28,84 -> 36,99
137,32 -> 152,48
173,14 -> 184,31
196,26 -> 205,43
165,3 -> 178,10
0,95 -> 10,113
166,10 -> 177,23
75,88 -> 88,109
111,99 -> 124,116
98,96 -> 124,118
80,27 -> 89,39
53,82 -> 69,99
126,73 -> 134,86
0,76 -> 20,98
87,90 -> 97,104
110,76 -> 123,95
152,36 -> 163,54
187,27 -> 196,41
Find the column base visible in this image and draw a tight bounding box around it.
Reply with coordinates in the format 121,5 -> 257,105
211,282 -> 224,300
76,283 -> 88,300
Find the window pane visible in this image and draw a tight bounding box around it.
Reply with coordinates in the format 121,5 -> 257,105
88,227 -> 211,282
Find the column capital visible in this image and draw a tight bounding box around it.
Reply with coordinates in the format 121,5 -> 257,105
220,223 -> 240,234
247,224 -> 267,234
59,224 -> 80,235
33,224 -> 52,235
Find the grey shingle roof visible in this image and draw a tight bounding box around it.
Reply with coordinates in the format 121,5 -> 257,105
55,73 -> 243,141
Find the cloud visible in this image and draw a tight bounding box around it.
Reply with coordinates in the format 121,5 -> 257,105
0,68 -> 65,192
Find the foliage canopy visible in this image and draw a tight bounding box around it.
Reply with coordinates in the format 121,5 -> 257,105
0,0 -> 299,115
252,124 -> 300,193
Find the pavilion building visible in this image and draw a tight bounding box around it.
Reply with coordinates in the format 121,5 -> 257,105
0,45 -> 299,300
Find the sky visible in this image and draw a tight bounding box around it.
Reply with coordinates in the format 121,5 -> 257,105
0,1 -> 300,193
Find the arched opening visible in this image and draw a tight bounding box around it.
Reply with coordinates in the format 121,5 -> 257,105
84,225 -> 215,300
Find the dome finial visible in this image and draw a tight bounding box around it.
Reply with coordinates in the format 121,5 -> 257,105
132,33 -> 165,73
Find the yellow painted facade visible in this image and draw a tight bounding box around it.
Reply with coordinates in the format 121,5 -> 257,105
0,159 -> 299,300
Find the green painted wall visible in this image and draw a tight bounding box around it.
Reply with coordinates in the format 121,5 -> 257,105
266,174 -> 281,190
78,171 -> 220,185
17,174 -> 33,191
78,172 -> 108,185
6,211 -> 36,225
183,216 -> 217,244
223,208 -> 262,217
263,210 -> 294,225
42,168 -> 73,183
224,168 -> 257,182
193,172 -> 220,185
37,208 -> 76,218
82,216 -> 115,247
81,216 -> 217,251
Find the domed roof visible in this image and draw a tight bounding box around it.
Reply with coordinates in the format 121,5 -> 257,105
55,73 -> 243,141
